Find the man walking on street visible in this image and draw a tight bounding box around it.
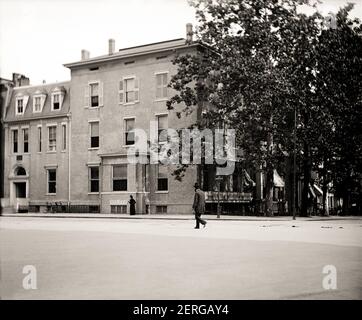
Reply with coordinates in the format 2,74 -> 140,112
193,183 -> 207,229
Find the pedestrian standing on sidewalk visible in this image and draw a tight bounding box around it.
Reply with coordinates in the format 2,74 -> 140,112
193,183 -> 207,229
129,195 -> 136,215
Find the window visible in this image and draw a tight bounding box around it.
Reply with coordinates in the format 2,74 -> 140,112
16,167 -> 26,176
12,130 -> 18,153
51,87 -> 65,111
47,169 -> 56,194
156,205 -> 167,214
157,165 -> 168,191
124,118 -> 135,145
157,115 -> 168,143
112,164 -> 127,191
33,92 -> 46,113
89,205 -> 100,213
48,126 -> 56,151
53,94 -> 60,110
62,124 -> 67,151
90,121 -> 99,148
90,83 -> 99,107
156,73 -> 168,99
119,77 -> 139,104
85,82 -> 102,108
23,128 -> 29,153
15,95 -> 29,115
17,99 -> 24,114
38,127 -> 42,152
89,167 -> 99,193
111,205 -> 127,214
34,97 -> 41,112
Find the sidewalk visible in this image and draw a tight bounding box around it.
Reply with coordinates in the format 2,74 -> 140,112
1,212 -> 361,221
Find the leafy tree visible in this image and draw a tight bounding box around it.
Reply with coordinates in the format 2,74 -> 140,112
168,0 -> 319,216
312,4 -> 362,215
168,0 -> 362,217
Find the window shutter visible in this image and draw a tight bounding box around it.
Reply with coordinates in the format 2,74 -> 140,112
40,94 -> 47,110
156,74 -> 162,86
84,85 -> 90,108
23,95 -> 29,110
134,78 -> 139,102
33,97 -> 37,111
99,82 -> 103,106
119,80 -> 124,104
59,92 -> 64,109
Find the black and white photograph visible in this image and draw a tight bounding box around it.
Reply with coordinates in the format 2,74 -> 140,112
0,0 -> 361,307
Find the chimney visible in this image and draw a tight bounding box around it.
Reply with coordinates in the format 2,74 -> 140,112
108,39 -> 115,55
81,49 -> 90,60
12,73 -> 30,87
186,23 -> 193,43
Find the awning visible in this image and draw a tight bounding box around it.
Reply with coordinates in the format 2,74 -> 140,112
309,184 -> 316,198
273,170 -> 285,187
313,184 -> 323,196
243,169 -> 256,187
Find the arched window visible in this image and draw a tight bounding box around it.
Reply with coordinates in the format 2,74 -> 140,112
15,167 -> 26,176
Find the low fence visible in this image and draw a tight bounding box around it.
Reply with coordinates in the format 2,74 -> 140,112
28,203 -> 100,214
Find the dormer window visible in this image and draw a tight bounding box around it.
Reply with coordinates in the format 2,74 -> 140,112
53,94 -> 60,110
17,99 -> 24,114
15,94 -> 29,116
33,91 -> 47,113
51,87 -> 65,111
34,97 -> 41,111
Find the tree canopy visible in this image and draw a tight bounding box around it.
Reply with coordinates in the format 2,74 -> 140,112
167,0 -> 362,216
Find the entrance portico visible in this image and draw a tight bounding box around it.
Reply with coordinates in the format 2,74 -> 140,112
9,166 -> 29,212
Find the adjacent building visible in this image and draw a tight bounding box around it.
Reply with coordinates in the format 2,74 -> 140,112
2,79 -> 70,213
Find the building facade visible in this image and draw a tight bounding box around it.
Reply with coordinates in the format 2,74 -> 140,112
64,37 -> 201,214
1,26 -> 256,214
2,80 -> 70,213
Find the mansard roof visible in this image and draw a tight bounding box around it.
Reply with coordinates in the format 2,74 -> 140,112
4,81 -> 70,122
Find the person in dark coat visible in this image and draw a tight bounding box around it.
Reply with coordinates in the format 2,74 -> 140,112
192,183 -> 207,229
129,195 -> 136,215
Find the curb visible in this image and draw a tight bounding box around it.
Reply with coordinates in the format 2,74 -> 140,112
1,213 -> 361,222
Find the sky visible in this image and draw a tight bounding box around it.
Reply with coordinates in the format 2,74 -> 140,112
0,0 -> 361,85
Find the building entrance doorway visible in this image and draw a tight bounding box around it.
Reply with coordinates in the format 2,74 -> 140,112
15,182 -> 26,198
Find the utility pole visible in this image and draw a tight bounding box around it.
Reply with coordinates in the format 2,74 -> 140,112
216,176 -> 222,218
293,105 -> 297,220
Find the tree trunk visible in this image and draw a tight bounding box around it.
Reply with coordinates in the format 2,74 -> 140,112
265,163 -> 274,216
342,184 -> 349,215
265,122 -> 274,217
240,165 -> 245,215
321,157 -> 328,216
322,182 -> 328,216
301,142 -> 311,216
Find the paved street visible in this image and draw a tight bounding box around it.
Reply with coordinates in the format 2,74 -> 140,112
0,216 -> 361,299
